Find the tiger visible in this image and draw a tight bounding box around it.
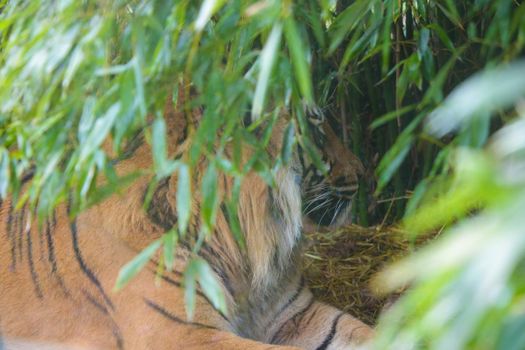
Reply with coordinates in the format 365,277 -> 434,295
0,90 -> 372,350
299,111 -> 365,228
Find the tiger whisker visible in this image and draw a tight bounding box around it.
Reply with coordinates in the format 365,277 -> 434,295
305,198 -> 332,216
316,205 -> 333,229
329,199 -> 343,226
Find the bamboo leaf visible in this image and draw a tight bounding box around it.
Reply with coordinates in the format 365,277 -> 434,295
427,23 -> 456,53
201,164 -> 218,233
370,104 -> 417,129
328,0 -> 371,54
163,229 -> 178,272
151,118 -> 178,179
195,258 -> 227,316
252,23 -> 282,120
427,60 -> 525,137
375,134 -> 413,194
0,149 -> 10,199
177,163 -> 191,235
114,239 -> 162,291
281,122 -> 295,164
195,0 -> 226,32
184,258 -> 197,321
284,16 -> 313,104
79,103 -> 120,164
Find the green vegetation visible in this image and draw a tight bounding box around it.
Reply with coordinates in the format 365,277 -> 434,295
1,1 -> 524,349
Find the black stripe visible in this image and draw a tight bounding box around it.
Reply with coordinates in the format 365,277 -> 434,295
37,209 -> 45,260
146,177 -> 177,231
315,313 -> 344,350
20,169 -> 35,185
302,303 -> 321,329
143,298 -> 217,330
148,267 -> 229,322
270,295 -> 315,344
17,204 -> 25,262
83,290 -> 109,314
111,130 -> 144,165
273,277 -> 305,321
45,219 -> 69,295
83,291 -> 124,350
38,225 -> 45,260
69,217 -> 114,310
112,325 -> 124,350
26,225 -> 43,299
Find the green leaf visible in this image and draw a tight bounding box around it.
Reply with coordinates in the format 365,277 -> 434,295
151,118 -> 178,179
281,122 -> 295,164
376,134 -> 413,194
163,230 -> 178,272
252,22 -> 282,120
0,149 -> 10,198
370,104 -> 417,130
184,259 -> 197,321
114,239 -> 162,291
497,314 -> 525,350
284,16 -> 313,104
194,258 -> 227,316
195,0 -> 226,32
79,102 -> 120,164
340,21 -> 382,70
201,164 -> 218,233
427,23 -> 456,53
223,199 -> 245,249
151,118 -> 167,172
177,163 -> 191,235
427,60 -> 525,137
184,258 -> 227,321
132,57 -> 146,117
328,0 -> 371,54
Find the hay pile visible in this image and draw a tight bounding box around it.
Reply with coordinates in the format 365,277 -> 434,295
303,225 -> 413,325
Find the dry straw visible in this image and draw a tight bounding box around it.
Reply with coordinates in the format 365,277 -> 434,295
303,225 -> 415,325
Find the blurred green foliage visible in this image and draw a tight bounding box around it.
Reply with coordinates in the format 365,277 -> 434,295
375,61 -> 525,350
1,0 -> 525,348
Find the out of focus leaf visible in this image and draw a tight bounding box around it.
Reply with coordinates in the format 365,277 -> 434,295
177,163 -> 191,235
376,133 -> 413,194
115,239 -> 162,291
184,257 -> 227,320
151,118 -> 178,179
427,60 -> 525,137
195,0 -> 226,32
163,229 -> 178,272
79,103 -> 120,164
201,164 -> 218,233
252,23 -> 282,120
0,149 -> 10,198
284,15 -> 313,104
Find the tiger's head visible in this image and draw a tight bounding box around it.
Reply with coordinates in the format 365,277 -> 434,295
300,112 -> 365,228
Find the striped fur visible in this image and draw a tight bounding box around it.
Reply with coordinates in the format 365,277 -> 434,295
0,92 -> 372,349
